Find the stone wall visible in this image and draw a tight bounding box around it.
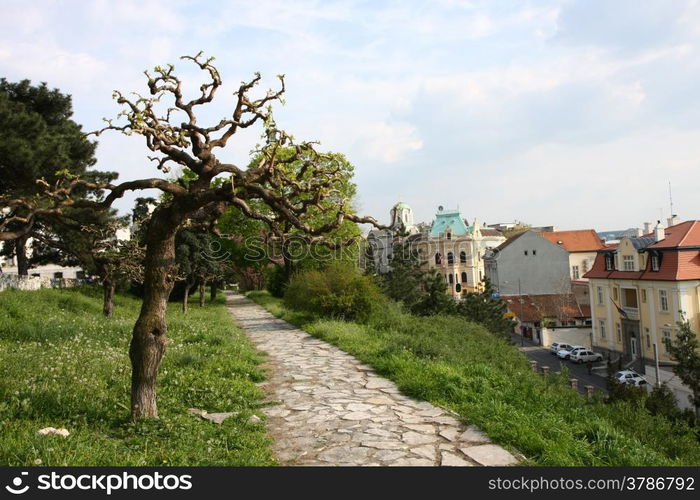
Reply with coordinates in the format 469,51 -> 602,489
541,326 -> 593,349
0,274 -> 51,292
0,274 -> 80,292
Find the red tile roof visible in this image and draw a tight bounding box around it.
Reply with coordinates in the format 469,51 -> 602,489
649,220 -> 700,249
583,222 -> 700,282
503,293 -> 587,322
539,229 -> 605,253
480,228 -> 503,237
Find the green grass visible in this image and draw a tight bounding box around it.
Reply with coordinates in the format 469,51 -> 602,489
0,287 -> 275,466
247,290 -> 700,466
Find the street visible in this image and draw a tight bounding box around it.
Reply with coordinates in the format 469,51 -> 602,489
510,333 -> 609,395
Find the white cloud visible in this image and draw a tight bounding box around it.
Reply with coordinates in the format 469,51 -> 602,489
356,121 -> 423,164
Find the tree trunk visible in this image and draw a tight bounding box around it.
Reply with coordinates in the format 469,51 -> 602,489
129,208 -> 182,419
199,280 -> 206,307
210,282 -> 218,302
15,235 -> 29,276
182,281 -> 192,314
103,280 -> 116,318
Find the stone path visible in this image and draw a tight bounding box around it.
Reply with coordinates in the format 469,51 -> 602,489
226,293 -> 520,466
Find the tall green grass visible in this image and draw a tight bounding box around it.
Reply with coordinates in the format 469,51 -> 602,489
247,290 -> 700,466
0,287 -> 274,466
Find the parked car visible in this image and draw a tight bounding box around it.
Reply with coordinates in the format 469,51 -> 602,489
613,370 -> 648,386
569,349 -> 604,364
556,345 -> 585,360
550,342 -> 572,355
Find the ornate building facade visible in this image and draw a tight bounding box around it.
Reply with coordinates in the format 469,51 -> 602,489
367,203 -> 505,299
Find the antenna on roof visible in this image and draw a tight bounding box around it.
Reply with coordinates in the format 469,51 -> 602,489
668,181 -> 674,217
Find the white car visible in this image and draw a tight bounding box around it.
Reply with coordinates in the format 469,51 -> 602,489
569,349 -> 604,364
613,370 -> 648,386
550,342 -> 572,355
556,345 -> 585,360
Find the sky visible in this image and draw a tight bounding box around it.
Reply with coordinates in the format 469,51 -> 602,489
1,0 -> 699,231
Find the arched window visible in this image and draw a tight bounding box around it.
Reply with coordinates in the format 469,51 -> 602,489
446,232 -> 452,240
435,253 -> 442,265
447,252 -> 454,265
461,272 -> 467,283
448,274 -> 454,284
460,251 -> 467,263
455,283 -> 462,293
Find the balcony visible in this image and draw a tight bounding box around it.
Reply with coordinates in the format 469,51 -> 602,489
621,306 -> 639,321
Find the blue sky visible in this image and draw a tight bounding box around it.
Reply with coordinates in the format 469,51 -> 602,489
1,0 -> 699,231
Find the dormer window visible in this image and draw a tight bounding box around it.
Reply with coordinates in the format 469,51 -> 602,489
605,253 -> 614,271
651,254 -> 660,272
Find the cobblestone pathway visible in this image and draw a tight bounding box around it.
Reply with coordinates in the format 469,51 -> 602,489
226,293 -> 520,466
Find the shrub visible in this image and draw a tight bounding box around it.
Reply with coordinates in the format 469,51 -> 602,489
265,265 -> 288,298
283,262 -> 384,322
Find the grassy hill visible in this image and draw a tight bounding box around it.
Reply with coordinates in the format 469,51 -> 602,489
248,290 -> 700,466
0,287 -> 274,466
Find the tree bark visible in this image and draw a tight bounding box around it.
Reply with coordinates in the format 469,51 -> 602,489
129,207 -> 183,419
182,281 -> 193,314
210,281 -> 218,302
15,235 -> 29,276
199,280 -> 206,307
103,280 -> 116,318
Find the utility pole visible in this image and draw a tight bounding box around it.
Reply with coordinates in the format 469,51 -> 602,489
653,343 -> 661,388
519,277 -> 524,347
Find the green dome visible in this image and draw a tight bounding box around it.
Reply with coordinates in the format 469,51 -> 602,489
393,201 -> 411,210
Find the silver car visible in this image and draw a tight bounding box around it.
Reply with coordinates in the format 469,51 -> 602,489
569,349 -> 603,364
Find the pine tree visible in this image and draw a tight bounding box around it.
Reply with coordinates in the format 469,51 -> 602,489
455,278 -> 514,340
666,316 -> 700,419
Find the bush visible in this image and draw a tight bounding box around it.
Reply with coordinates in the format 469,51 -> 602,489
283,263 -> 385,322
265,265 -> 288,298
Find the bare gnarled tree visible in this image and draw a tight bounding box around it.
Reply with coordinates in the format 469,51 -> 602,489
1,53 -> 381,418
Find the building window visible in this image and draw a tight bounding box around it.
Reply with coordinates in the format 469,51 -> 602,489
662,329 -> 671,353
597,286 -> 604,305
605,254 -> 613,271
641,289 -> 647,303
659,290 -> 669,312
616,323 -> 622,343
524,250 -> 528,256
460,251 -> 467,263
455,283 -> 462,293
582,260 -> 589,273
646,334 -> 651,348
446,232 -> 452,240
53,272 -> 63,279
613,287 -> 618,301
435,253 -> 442,265
599,320 -> 606,339
650,254 -> 660,271
447,252 -> 454,265
572,266 -> 580,280
623,255 -> 634,271
532,249 -> 537,256
461,272 -> 467,283
449,274 -> 454,284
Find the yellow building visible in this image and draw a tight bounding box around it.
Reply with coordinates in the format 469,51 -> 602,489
419,207 -> 505,299
584,220 -> 700,373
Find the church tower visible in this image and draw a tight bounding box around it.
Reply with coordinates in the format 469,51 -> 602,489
390,201 -> 414,230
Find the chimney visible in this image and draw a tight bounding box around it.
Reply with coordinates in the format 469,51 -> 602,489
643,222 -> 652,234
654,221 -> 665,242
667,214 -> 680,227
636,228 -> 644,237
